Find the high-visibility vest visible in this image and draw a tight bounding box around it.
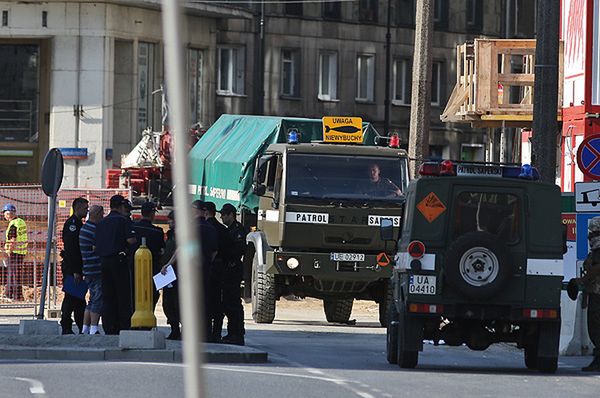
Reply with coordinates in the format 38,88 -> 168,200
5,218 -> 27,255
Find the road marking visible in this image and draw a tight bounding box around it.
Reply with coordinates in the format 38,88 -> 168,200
15,377 -> 46,395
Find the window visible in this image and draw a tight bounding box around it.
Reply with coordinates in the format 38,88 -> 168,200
281,49 -> 301,97
359,0 -> 378,23
453,192 -> 520,243
188,48 -> 203,127
431,61 -> 442,106
393,58 -> 411,105
318,51 -> 338,100
217,47 -> 245,95
323,1 -> 341,20
284,0 -> 302,16
356,54 -> 375,102
396,0 -> 415,26
466,0 -> 483,31
433,0 -> 448,30
137,42 -> 155,132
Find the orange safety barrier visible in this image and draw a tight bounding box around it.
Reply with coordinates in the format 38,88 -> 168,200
0,185 -> 130,309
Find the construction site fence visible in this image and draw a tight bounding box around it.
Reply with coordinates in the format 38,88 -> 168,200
0,185 -> 130,312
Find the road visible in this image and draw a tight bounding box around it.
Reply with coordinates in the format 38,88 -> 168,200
0,300 -> 598,397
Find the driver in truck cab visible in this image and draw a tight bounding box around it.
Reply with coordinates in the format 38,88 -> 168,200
366,163 -> 402,197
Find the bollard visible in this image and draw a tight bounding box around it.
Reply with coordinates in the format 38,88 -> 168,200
131,237 -> 157,329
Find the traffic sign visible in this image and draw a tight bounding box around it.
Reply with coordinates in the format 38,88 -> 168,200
322,116 -> 363,143
576,213 -> 600,260
41,148 -> 64,197
576,134 -> 600,179
575,182 -> 600,212
376,252 -> 391,267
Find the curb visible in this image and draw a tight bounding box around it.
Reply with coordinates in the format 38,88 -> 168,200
0,346 -> 268,363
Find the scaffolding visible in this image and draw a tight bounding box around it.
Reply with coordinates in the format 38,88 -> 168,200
441,39 -> 563,128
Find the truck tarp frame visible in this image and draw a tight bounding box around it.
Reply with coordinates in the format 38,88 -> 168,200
188,114 -> 382,211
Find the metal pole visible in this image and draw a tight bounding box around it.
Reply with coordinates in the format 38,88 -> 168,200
383,0 -> 391,136
531,0 -> 560,184
36,194 -> 57,319
407,0 -> 433,177
160,1 -> 204,397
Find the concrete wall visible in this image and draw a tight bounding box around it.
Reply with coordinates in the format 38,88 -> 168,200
0,1 -> 219,187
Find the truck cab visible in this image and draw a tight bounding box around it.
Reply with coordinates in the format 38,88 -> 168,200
248,140 -> 409,325
387,161 -> 564,373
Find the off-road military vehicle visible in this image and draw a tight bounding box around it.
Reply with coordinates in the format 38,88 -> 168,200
386,161 -> 564,373
189,115 -> 409,325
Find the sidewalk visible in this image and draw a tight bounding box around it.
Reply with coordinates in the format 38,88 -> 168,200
0,323 -> 267,364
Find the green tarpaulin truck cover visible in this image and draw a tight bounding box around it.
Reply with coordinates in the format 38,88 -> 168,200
188,114 -> 382,212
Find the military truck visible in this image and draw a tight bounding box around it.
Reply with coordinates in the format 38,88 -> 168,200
189,115 -> 409,325
386,160 -> 564,373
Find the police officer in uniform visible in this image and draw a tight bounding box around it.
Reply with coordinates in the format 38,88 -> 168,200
132,202 -> 165,309
60,197 -> 89,334
204,202 -> 231,342
160,211 -> 180,340
576,216 -> 600,372
2,204 -> 27,301
95,195 -> 136,335
219,203 -> 247,345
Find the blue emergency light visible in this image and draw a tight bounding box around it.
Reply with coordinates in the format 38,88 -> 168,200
287,129 -> 299,144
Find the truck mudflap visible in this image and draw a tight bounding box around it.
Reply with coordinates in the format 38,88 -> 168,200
265,250 -> 394,281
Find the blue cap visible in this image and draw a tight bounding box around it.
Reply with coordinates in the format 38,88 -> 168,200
3,204 -> 16,213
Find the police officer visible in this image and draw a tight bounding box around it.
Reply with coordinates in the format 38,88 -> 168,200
204,201 -> 232,342
160,211 -> 180,340
2,204 -> 27,301
192,200 -> 219,341
95,195 -> 136,335
576,216 -> 600,372
60,197 -> 89,334
219,203 -> 247,345
132,202 -> 165,309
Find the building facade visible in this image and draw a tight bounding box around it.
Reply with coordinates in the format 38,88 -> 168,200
0,0 -> 534,187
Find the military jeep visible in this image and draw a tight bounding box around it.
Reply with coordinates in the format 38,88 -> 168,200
386,161 -> 564,373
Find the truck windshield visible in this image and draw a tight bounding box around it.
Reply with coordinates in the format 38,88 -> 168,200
286,153 -> 407,201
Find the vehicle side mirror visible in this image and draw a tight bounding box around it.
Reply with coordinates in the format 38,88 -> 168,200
253,184 -> 266,196
380,218 -> 394,241
253,155 -> 272,185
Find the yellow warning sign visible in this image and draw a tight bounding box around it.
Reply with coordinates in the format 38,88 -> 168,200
58,200 -> 67,208
416,192 -> 447,223
322,116 -> 363,143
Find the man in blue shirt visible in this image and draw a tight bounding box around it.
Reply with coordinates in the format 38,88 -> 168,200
95,195 -> 136,335
80,205 -> 104,335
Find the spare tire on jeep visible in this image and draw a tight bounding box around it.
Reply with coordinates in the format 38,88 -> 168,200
445,231 -> 512,299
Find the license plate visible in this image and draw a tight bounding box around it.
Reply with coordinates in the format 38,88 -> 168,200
330,253 -> 365,262
409,275 -> 436,295
457,164 -> 502,177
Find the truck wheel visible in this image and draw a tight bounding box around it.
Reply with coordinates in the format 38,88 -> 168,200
323,299 -> 353,323
386,303 -> 399,364
397,306 -> 419,369
379,280 -> 393,328
537,357 -> 558,373
251,253 -> 276,324
524,342 -> 538,370
445,231 -> 511,299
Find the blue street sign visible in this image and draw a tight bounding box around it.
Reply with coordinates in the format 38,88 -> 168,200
577,134 -> 600,179
576,213 -> 600,260
58,147 -> 88,160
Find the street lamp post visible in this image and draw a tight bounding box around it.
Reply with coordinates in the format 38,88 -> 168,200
384,0 -> 392,136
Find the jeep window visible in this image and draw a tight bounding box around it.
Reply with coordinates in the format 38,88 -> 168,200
453,192 -> 520,242
285,154 -> 407,201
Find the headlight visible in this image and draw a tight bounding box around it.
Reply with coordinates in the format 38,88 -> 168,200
286,257 -> 300,270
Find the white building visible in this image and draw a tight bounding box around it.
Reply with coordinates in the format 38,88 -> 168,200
0,0 -> 250,187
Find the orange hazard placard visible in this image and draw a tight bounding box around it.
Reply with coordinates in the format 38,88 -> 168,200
376,252 -> 391,267
416,192 -> 447,223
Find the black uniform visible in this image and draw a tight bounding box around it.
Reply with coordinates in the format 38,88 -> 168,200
206,217 -> 232,342
132,219 -> 165,308
96,210 -> 136,335
198,218 -> 219,341
586,249 -> 600,370
60,215 -> 86,334
221,220 -> 247,344
161,229 -> 180,338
